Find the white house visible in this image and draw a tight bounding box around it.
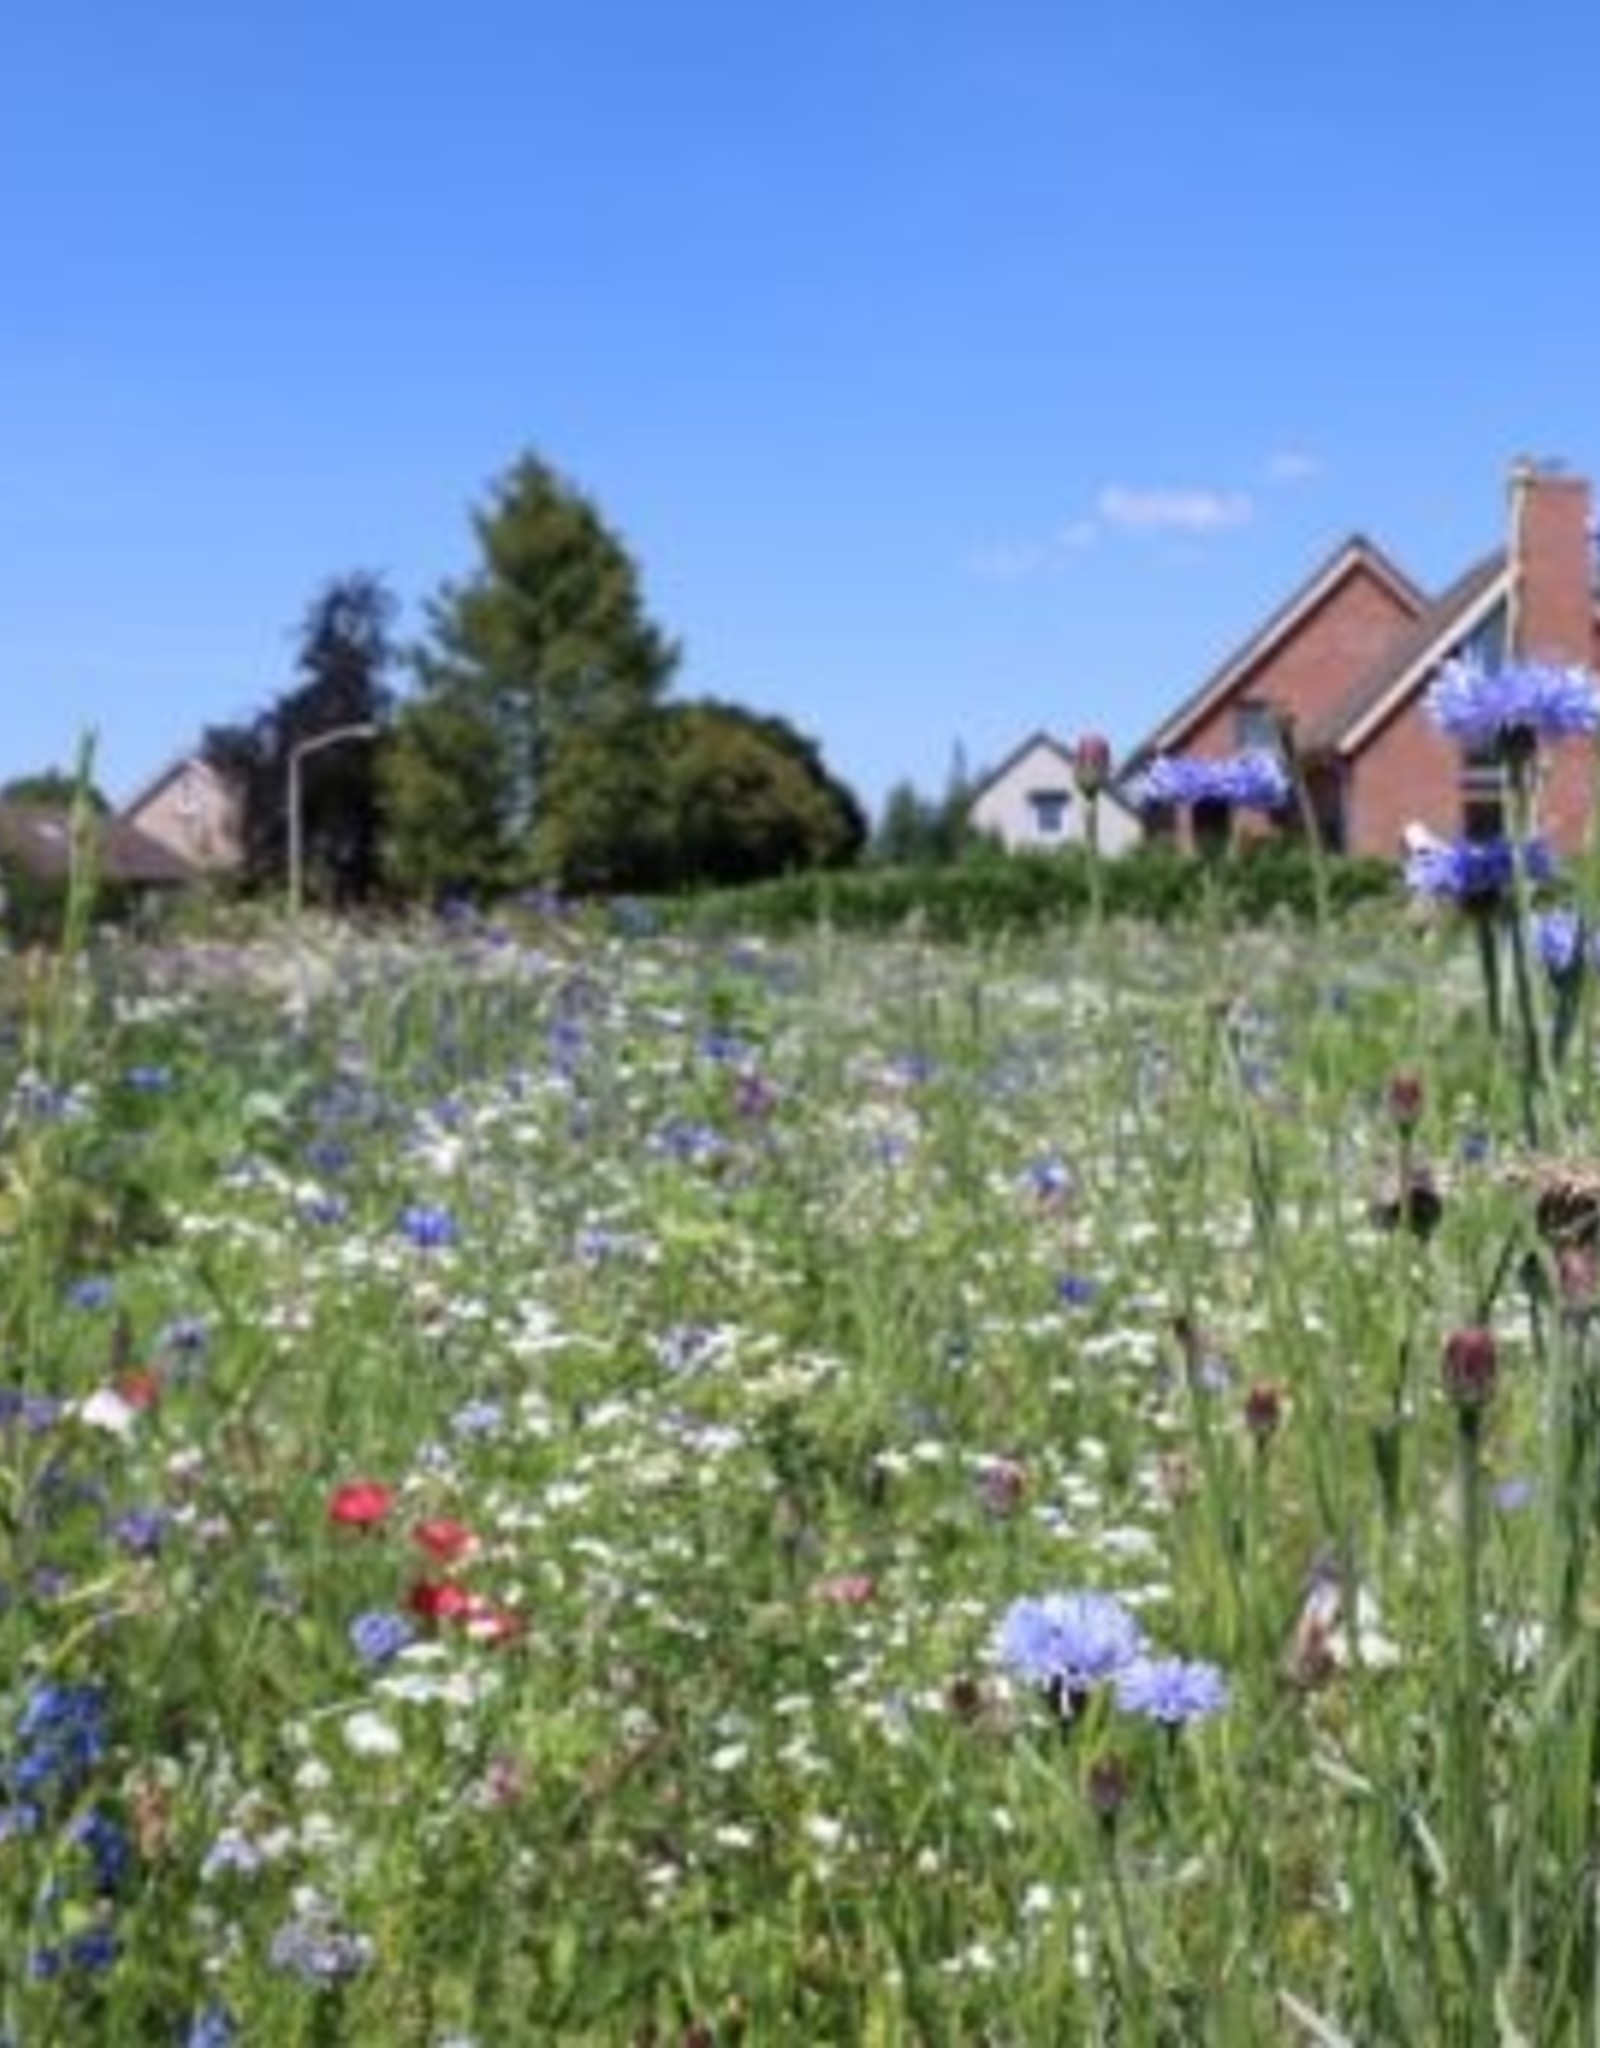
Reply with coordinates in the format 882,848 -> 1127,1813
967,732 -> 1141,854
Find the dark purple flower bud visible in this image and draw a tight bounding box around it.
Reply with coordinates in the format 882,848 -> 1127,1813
1087,1753 -> 1132,1823
1386,1073 -> 1424,1134
1244,1381 -> 1283,1444
1442,1327 -> 1498,1409
1074,735 -> 1112,798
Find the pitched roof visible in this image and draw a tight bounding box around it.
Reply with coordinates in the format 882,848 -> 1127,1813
967,730 -> 1139,817
1302,549 -> 1509,756
0,805 -> 199,886
1125,533 -> 1429,767
120,753 -> 235,820
966,730 -> 1078,805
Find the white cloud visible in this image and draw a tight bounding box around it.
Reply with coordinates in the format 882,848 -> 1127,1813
1095,484 -> 1253,535
1265,449 -> 1320,485
963,518 -> 1098,582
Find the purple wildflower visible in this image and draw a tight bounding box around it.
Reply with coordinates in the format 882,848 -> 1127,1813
183,2007 -> 239,2048
1405,836 -> 1556,906
398,1204 -> 459,1249
107,1507 -> 167,1558
1132,750 -> 1290,815
349,1610 -> 414,1666
996,1591 -> 1146,1692
1534,908 -> 1585,979
1114,1655 -> 1229,1726
1427,657 -> 1600,753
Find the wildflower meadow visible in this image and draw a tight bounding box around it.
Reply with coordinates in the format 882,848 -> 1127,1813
10,680 -> 1600,2041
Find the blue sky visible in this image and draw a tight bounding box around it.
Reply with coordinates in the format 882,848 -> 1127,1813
4,0 -> 1599,816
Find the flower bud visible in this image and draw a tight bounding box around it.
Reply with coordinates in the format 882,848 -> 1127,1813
1074,735 -> 1112,798
1442,1326 -> 1498,1409
1087,1754 -> 1132,1825
1244,1380 -> 1283,1444
1386,1072 -> 1424,1133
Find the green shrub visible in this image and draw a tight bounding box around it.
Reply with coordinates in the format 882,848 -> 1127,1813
660,842 -> 1398,940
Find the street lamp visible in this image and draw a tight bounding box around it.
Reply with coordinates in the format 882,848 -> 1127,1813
287,722 -> 378,920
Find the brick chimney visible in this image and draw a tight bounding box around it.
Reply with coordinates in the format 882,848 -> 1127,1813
1508,457 -> 1594,664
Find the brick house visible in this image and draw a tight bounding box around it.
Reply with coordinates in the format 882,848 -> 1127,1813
1121,461 -> 1600,856
967,731 -> 1142,854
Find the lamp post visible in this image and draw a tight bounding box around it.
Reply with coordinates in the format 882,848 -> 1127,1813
287,722 -> 378,921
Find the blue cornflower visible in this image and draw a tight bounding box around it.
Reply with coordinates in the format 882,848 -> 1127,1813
301,1192 -> 350,1227
1405,836 -> 1556,905
155,1315 -> 210,1359
72,1806 -> 130,1891
1114,1655 -> 1230,1726
1132,750 -> 1290,815
653,1119 -> 727,1163
1427,657 -> 1600,754
349,1610 -> 414,1666
30,1924 -> 119,1978
1025,1157 -> 1074,1200
996,1591 -> 1146,1693
1057,1274 -> 1098,1306
398,1204 -> 459,1249
450,1397 -> 504,1438
18,1681 -> 107,1747
124,1063 -> 173,1093
0,1391 -> 63,1433
107,1507 -> 167,1558
182,2006 -> 239,2048
1534,907 -> 1585,979
66,1277 -> 115,1311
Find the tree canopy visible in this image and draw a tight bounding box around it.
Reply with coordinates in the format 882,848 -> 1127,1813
205,572 -> 397,900
0,770 -> 111,815
384,455 -> 677,892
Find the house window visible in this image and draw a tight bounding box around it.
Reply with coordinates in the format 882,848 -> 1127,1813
1456,602 -> 1508,676
1462,767 -> 1504,841
1234,699 -> 1282,755
1029,789 -> 1070,837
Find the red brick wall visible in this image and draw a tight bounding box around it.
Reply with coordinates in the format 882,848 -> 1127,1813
1348,700 -> 1594,857
1346,469 -> 1598,858
1344,696 -> 1467,855
1180,562 -> 1420,762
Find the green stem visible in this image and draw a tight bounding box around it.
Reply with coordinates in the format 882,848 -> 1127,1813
1503,750 -> 1561,1150
1473,909 -> 1504,1044
1456,1406 -> 1498,2038
1085,792 -> 1104,935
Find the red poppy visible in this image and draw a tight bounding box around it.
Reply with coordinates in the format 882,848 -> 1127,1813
116,1369 -> 162,1412
328,1481 -> 395,1528
412,1517 -> 477,1564
408,1578 -> 471,1621
408,1578 -> 522,1643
